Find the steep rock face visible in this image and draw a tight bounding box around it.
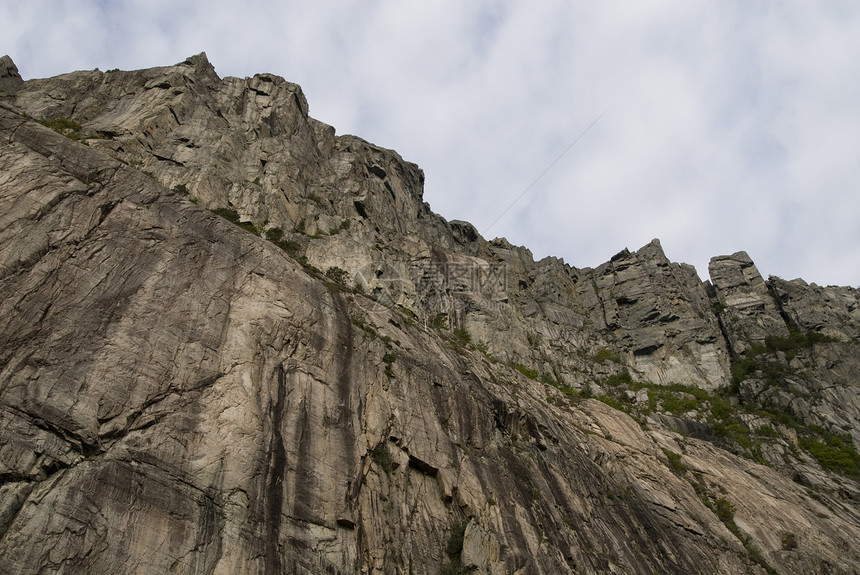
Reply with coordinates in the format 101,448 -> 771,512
2,55 -> 860,575
0,108 -> 752,574
0,55 -> 23,98
576,239 -> 730,390
709,252 -> 790,354
9,53 -> 445,256
6,53 -> 722,395
770,277 -> 860,341
706,254 -> 860,463
759,277 -> 860,453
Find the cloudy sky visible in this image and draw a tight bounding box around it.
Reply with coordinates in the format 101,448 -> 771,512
6,1 -> 860,286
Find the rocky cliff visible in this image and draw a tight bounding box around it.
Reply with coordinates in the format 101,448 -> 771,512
1,54 -> 859,574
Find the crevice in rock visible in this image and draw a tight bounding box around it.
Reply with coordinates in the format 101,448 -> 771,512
153,152 -> 184,166
98,372 -> 223,449
368,164 -> 386,179
9,405 -> 103,459
190,464 -> 225,575
97,200 -> 120,225
407,455 -> 439,477
167,105 -> 181,126
767,278 -> 797,332
328,290 -> 360,520
264,365 -> 288,574
353,200 -> 367,218
709,292 -> 738,359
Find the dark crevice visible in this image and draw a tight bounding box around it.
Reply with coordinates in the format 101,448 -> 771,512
326,289 -> 361,532
153,152 -> 184,166
291,92 -> 305,115
353,200 -> 368,218
190,463 -> 225,575
707,290 -> 737,359
265,365 -> 288,574
129,459 -> 223,507
22,412 -> 103,458
99,373 -> 223,446
368,164 -> 386,179
407,455 -> 439,477
97,200 -> 120,225
167,105 -> 181,126
766,278 -> 797,331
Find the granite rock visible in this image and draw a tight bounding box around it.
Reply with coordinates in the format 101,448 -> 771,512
2,56 -> 860,574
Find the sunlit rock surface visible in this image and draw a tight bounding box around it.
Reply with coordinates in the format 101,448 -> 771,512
2,54 -> 859,574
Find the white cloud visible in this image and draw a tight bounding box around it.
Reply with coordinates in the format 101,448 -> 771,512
5,0 -> 860,286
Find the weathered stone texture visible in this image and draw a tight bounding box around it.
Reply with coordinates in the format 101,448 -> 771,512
709,251 -> 790,354
2,56 -> 860,574
0,55 -> 24,98
578,239 -> 730,390
770,276 -> 860,341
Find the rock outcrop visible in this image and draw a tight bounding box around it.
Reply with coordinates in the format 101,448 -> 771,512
0,55 -> 23,98
710,252 -> 790,354
2,54 -> 860,574
577,239 -> 730,390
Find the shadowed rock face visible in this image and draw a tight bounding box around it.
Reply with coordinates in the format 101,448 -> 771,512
0,56 -> 23,98
2,55 -> 860,574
